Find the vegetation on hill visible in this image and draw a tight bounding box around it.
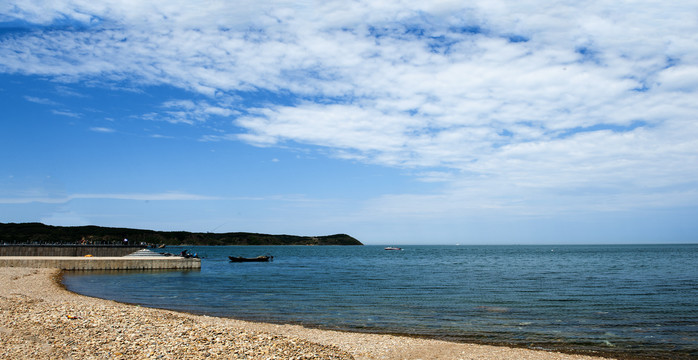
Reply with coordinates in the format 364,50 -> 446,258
0,222 -> 363,246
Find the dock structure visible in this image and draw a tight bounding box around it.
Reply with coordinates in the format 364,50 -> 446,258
0,245 -> 148,257
0,246 -> 201,270
0,256 -> 201,270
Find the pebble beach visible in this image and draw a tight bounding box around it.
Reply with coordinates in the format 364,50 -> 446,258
1,267 -> 616,360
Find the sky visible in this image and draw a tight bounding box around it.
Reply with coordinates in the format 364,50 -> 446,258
1,1 -> 697,245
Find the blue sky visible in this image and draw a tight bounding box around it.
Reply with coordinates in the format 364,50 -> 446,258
1,1 -> 697,244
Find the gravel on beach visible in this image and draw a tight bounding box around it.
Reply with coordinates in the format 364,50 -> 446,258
0,267 -> 615,360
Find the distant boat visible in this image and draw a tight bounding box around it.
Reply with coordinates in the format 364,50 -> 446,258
384,247 -> 402,251
228,255 -> 273,262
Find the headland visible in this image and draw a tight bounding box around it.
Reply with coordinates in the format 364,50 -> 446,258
0,222 -> 363,246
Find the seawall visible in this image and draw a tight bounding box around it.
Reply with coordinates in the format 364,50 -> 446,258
0,256 -> 201,270
0,245 -> 146,257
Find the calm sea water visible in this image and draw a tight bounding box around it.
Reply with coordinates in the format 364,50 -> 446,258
62,245 -> 697,359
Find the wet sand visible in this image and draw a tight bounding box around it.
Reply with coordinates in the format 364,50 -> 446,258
0,267 -> 615,359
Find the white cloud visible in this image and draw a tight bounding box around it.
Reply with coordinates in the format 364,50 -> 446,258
656,65 -> 698,92
2,0 -> 697,217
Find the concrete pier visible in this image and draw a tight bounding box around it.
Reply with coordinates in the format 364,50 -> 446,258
0,245 -> 147,257
0,256 -> 200,270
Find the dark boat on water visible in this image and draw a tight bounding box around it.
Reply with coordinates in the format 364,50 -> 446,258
228,255 -> 273,262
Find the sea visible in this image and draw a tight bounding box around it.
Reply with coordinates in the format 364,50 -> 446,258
62,244 -> 698,359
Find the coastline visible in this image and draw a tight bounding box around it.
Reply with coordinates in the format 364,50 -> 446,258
1,267 -> 615,360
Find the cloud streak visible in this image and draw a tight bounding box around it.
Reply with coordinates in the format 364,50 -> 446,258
0,192 -> 328,205
24,95 -> 59,105
0,192 -> 222,204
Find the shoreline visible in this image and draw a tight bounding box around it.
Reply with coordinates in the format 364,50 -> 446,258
1,267 -> 616,360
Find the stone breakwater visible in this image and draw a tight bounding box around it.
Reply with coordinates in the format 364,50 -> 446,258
0,267 -> 615,360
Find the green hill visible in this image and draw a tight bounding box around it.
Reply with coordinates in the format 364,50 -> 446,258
0,222 -> 363,246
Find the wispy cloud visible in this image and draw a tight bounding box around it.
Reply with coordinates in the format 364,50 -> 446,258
0,192 -> 329,205
24,95 -> 59,105
0,192 -> 223,204
2,0 -> 697,216
142,99 -> 236,125
54,85 -> 87,98
51,109 -> 81,118
89,127 -> 115,133
198,133 -> 238,142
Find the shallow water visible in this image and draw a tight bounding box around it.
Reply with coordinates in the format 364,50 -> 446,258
63,245 -> 698,359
